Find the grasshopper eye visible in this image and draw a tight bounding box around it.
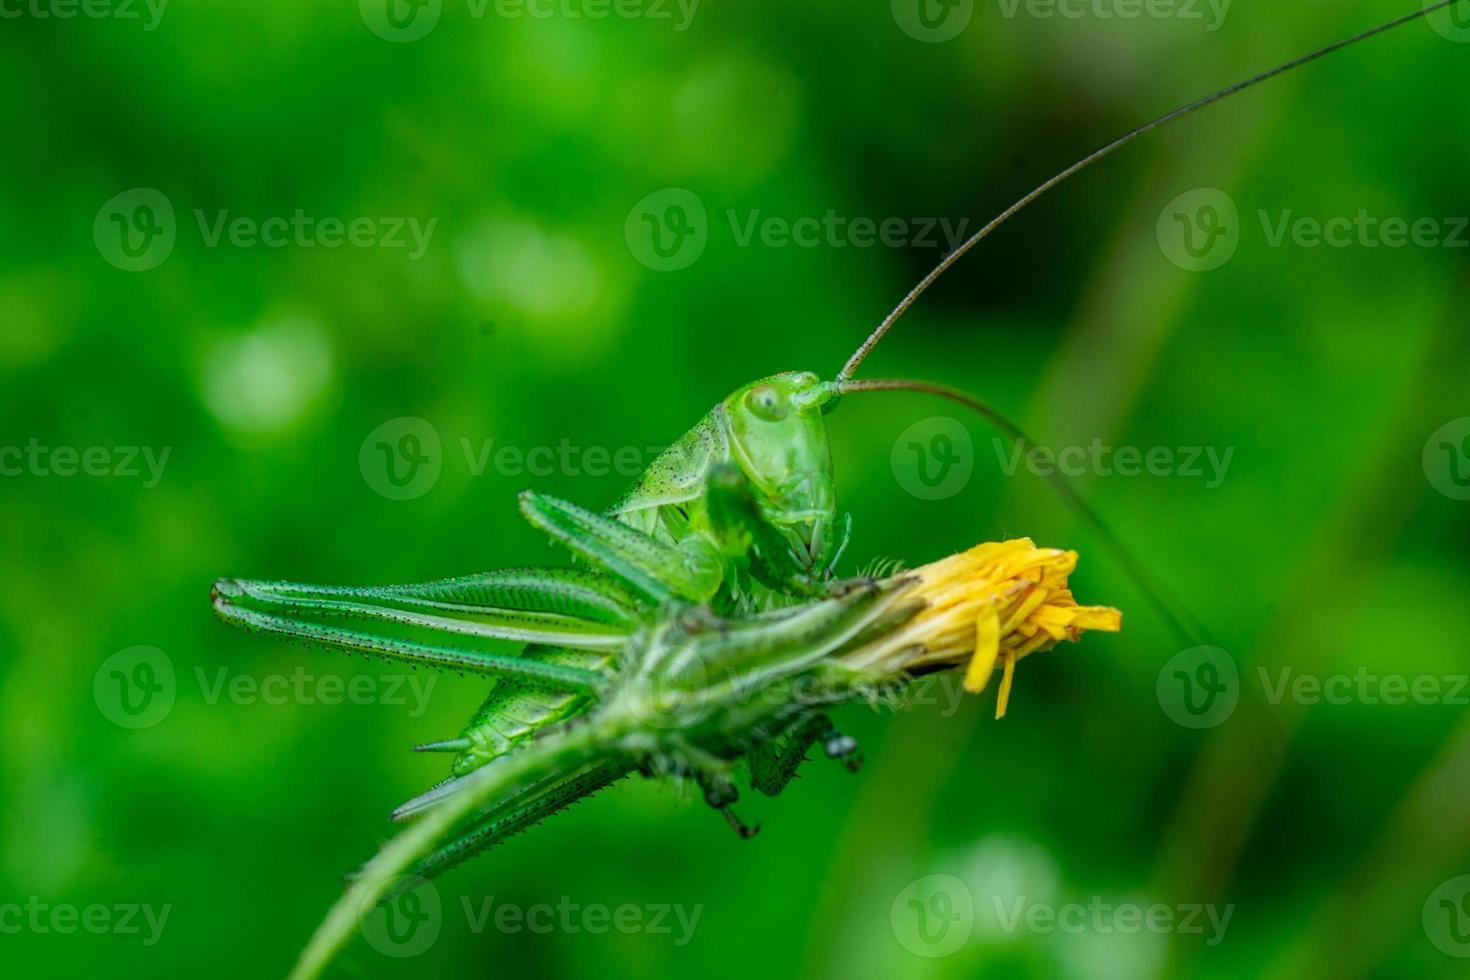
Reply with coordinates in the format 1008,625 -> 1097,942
745,384 -> 788,422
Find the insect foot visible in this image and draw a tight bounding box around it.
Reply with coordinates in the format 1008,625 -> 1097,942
701,776 -> 761,839
823,727 -> 863,773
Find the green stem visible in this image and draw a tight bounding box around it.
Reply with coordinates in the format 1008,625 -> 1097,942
287,722 -> 612,980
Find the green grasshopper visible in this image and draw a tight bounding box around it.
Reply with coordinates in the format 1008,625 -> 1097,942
210,5 -> 1464,975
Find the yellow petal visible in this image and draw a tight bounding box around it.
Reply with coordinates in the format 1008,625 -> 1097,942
964,603 -> 1001,693
1070,606 -> 1123,632
995,652 -> 1016,719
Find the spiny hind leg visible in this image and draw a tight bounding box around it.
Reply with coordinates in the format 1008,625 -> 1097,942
210,569 -> 634,683
748,713 -> 862,798
211,585 -> 610,689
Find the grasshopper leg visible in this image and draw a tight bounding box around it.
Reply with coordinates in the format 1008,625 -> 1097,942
519,491 -> 723,604
700,774 -> 760,839
705,464 -> 826,596
401,761 -> 634,882
821,724 -> 863,773
211,576 -> 620,688
748,713 -> 862,796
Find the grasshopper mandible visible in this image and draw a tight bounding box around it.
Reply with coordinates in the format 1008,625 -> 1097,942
210,5 -> 1464,975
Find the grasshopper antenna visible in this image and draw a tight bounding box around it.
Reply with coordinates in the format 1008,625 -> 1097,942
837,377 -> 1207,647
833,3 -> 1461,647
836,0 -> 1464,382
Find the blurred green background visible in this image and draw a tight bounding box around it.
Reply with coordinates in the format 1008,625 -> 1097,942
3,1 -> 1469,977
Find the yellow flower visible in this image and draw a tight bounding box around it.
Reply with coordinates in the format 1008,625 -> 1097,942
842,539 -> 1121,718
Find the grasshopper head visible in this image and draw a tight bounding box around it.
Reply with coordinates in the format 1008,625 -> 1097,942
721,371 -> 842,566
